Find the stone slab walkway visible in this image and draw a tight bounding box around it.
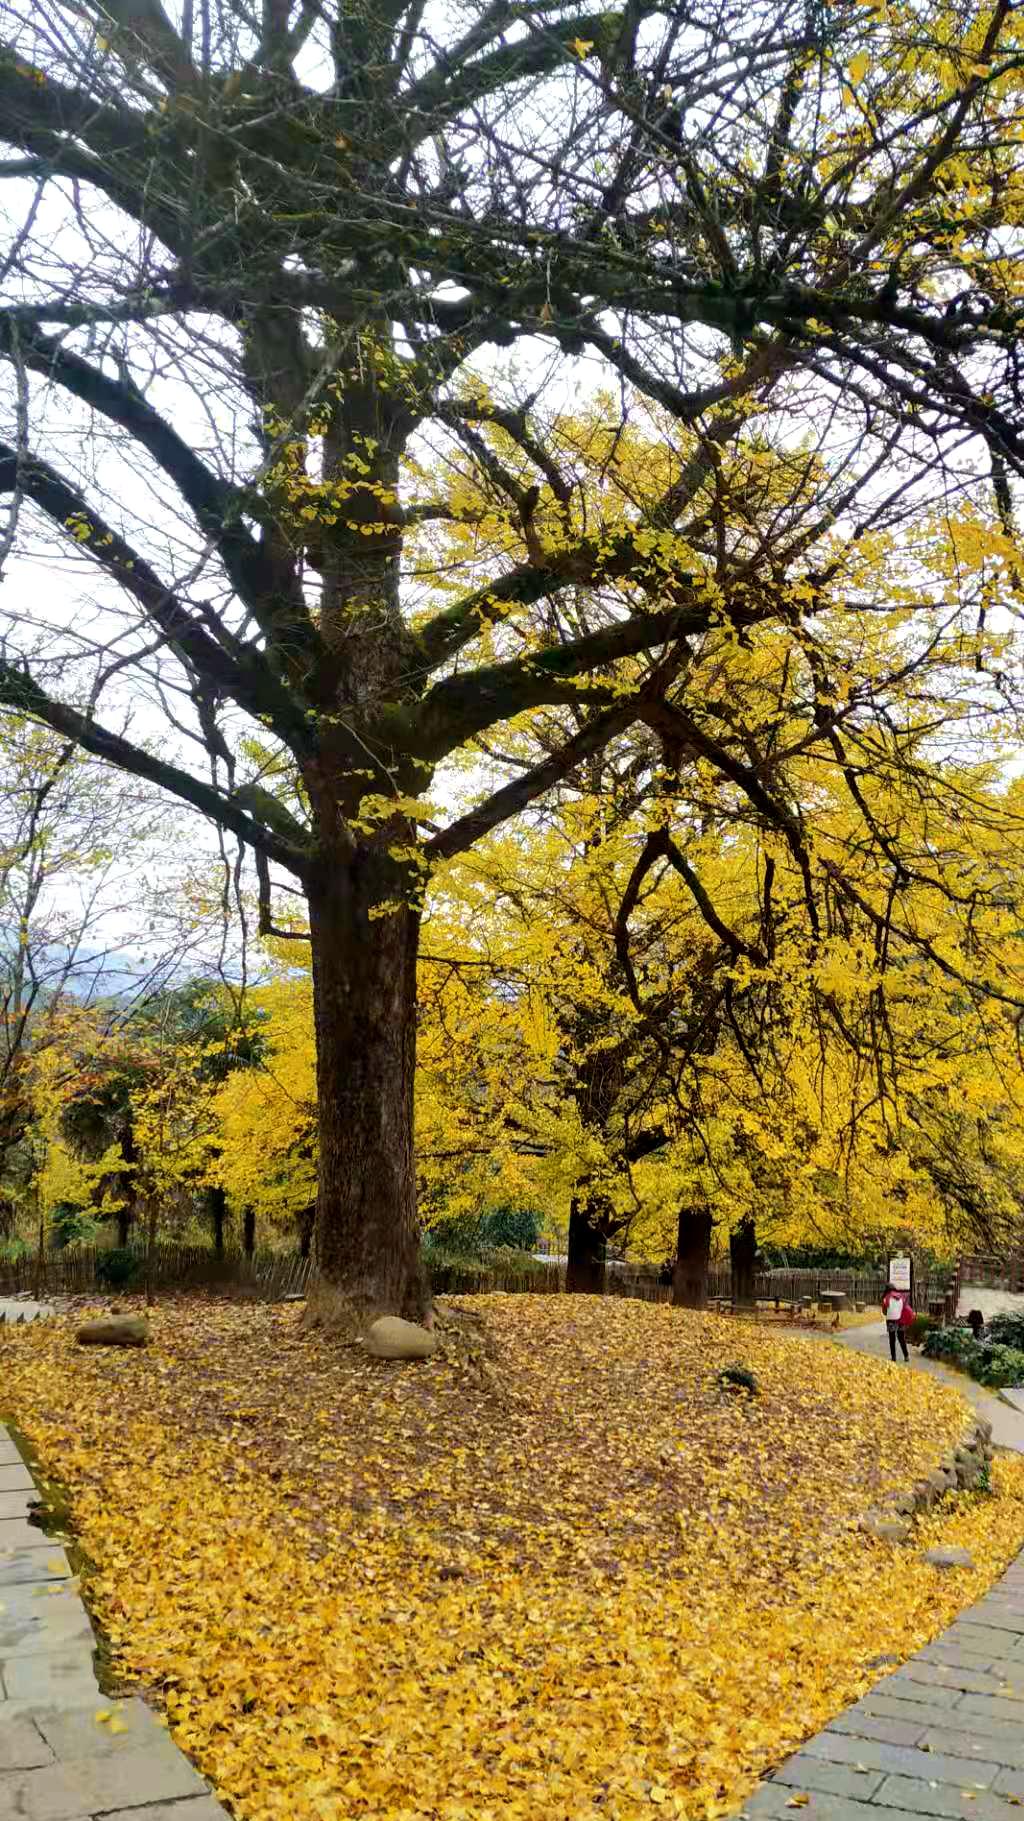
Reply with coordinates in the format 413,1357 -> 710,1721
0,1300 -> 53,1325
740,1550 -> 1024,1821
0,1422 -> 227,1820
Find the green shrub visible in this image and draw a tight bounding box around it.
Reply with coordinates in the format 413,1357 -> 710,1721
973,1343 -> 1024,1388
479,1206 -> 542,1251
425,1244 -> 550,1293
923,1324 -> 976,1364
922,1324 -> 1024,1388
49,1202 -> 100,1249
987,1311 -> 1024,1352
906,1313 -> 937,1346
423,1213 -> 485,1259
95,1247 -> 140,1290
425,1207 -> 544,1260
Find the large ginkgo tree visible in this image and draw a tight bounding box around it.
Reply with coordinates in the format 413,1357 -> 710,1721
2,0 -> 1024,1323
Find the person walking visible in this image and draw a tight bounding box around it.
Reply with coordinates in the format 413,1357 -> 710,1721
881,1284 -> 913,1362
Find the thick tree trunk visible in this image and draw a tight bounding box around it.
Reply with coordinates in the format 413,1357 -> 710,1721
566,1195 -> 608,1295
207,1185 -> 226,1257
673,1206 -> 713,1308
114,1121 -> 138,1250
298,1203 -> 314,1259
730,1215 -> 758,1308
243,1205 -> 256,1258
303,865 -> 428,1330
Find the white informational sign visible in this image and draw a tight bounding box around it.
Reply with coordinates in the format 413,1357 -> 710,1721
889,1256 -> 912,1292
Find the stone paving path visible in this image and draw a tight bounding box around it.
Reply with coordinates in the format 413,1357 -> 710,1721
0,1300 -> 54,1325
738,1313 -> 1024,1821
740,1551 -> 1024,1821
0,1422 -> 227,1821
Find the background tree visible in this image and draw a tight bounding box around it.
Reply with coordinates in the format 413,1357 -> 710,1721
3,0 -> 1024,1321
0,715 -> 173,1234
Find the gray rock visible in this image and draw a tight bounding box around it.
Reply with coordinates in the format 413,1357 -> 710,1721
922,1544 -> 975,1569
364,1315 -> 437,1360
863,1513 -> 911,1543
75,1316 -> 150,1347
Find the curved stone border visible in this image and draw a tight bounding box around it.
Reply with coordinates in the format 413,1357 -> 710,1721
738,1544 -> 1024,1821
0,1422 -> 227,1821
862,1416 -> 994,1544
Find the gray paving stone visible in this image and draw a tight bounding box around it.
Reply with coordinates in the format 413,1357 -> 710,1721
742,1793 -> 921,1821
1,1649 -> 102,1706
827,1714 -> 928,1747
770,1757 -> 885,1799
892,1662 -> 1023,1699
35,1700 -> 184,1762
957,1692 -> 1024,1725
940,1638 -> 1020,1668
917,1646 -> 999,1673
0,1548 -> 71,1588
920,1727 -> 1024,1770
0,1466 -> 33,1492
800,1733 -> 1001,1788
963,1608 -> 1024,1636
0,1762 -> 90,1820
943,1699 -> 1024,1743
63,1745 -> 208,1810
994,1770 -> 1024,1799
101,1804 -> 228,1821
0,1302 -> 52,1325
0,1720 -> 54,1771
0,1518 -> 58,1552
858,1693 -> 966,1725
0,1593 -> 95,1658
0,1491 -> 32,1520
963,1659 -> 1024,1685
920,1647 -> 1024,1679
874,1776 -> 1022,1820
0,1442 -> 24,1469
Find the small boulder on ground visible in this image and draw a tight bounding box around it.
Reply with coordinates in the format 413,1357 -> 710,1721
75,1316 -> 150,1348
365,1315 -> 437,1361
862,1513 -> 911,1543
922,1544 -> 975,1570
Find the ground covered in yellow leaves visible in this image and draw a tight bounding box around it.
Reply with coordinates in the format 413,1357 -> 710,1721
3,1296 -> 1024,1821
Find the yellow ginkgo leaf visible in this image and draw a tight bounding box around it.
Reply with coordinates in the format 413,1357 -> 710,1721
94,1710 -> 112,1724
570,37 -> 594,57
848,51 -> 870,85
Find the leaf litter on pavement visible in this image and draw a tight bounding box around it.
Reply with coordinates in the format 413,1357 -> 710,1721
3,1295 -> 1024,1821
